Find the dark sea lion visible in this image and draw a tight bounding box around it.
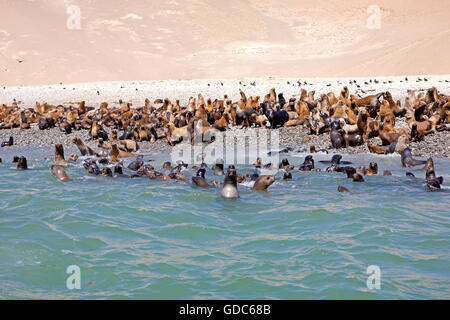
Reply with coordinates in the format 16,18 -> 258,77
367,162 -> 378,175
1,136 -> 13,147
83,159 -> 101,175
220,168 -> 239,198
98,158 -> 109,164
267,147 -> 293,156
283,172 -> 292,180
401,147 -> 426,167
212,158 -> 224,176
278,158 -> 290,169
299,155 -> 314,171
338,186 -> 350,192
54,144 -> 67,166
252,175 -> 275,192
169,172 -> 187,181
343,166 -> 356,178
13,156 -> 19,163
0,158 -> 2,163
383,170 -> 392,176
425,159 -> 443,189
320,154 -> 352,166
352,173 -> 365,182
102,167 -> 113,177
254,157 -> 262,168
406,172 -> 415,177
128,160 -> 144,171
17,156 -> 27,170
325,154 -> 343,172
192,168 -> 214,188
114,162 -> 123,175
50,165 -> 71,182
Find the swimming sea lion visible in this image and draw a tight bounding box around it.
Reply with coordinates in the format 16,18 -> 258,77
338,186 -> 350,192
383,170 -> 392,176
192,168 -> 214,188
212,158 -> 224,176
367,162 -> 378,175
102,167 -> 113,177
352,173 -> 365,182
54,144 -> 67,166
299,155 -> 314,171
128,160 -> 144,171
425,158 -> 443,189
114,162 -> 123,175
17,156 -> 27,170
50,165 -> 71,182
406,172 -> 415,177
13,156 -> 19,163
252,175 -> 275,192
220,168 -> 239,198
68,154 -> 79,162
283,172 -> 292,180
83,159 -> 101,175
401,147 -> 426,167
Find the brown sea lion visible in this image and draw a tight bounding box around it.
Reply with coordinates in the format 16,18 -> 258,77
352,173 -> 365,182
72,138 -> 99,156
54,144 -> 67,166
110,144 -> 138,162
50,165 -> 71,182
338,186 -> 350,193
68,154 -> 79,162
383,170 -> 392,176
367,162 -> 378,175
252,175 -> 275,192
192,168 -> 214,188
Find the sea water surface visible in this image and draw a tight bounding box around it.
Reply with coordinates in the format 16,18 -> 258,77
0,147 -> 449,299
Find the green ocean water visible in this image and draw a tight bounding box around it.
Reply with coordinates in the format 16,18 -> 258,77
0,148 -> 449,299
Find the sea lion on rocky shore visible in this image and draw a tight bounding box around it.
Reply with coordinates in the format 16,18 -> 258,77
17,156 -> 27,170
401,147 -> 427,167
220,168 -> 239,198
50,165 -> 71,182
1,136 -> 13,147
252,175 -> 275,192
110,144 -> 138,162
72,138 -> 99,157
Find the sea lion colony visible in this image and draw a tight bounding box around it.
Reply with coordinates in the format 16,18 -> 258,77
0,86 -> 449,154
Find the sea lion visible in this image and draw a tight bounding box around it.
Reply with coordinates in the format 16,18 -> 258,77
356,166 -> 367,176
1,136 -> 13,147
252,175 -> 275,192
50,165 -> 71,182
338,186 -> 350,193
324,154 -> 345,172
220,168 -> 239,198
283,172 -> 292,180
54,144 -> 67,166
192,168 -> 214,188
299,155 -> 314,171
383,170 -> 392,176
352,173 -> 365,182
367,162 -> 378,175
101,167 -> 113,177
13,156 -> 19,163
110,144 -> 137,162
401,147 -> 426,167
68,154 -> 79,162
212,158 -> 224,176
406,172 -> 415,177
343,166 -> 357,179
114,162 -> 123,175
128,160 -> 144,171
425,158 -> 443,189
17,156 -> 27,170
72,138 -> 99,156
83,159 -> 101,175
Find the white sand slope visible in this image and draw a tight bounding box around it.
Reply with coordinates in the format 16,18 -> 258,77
1,0 -> 450,86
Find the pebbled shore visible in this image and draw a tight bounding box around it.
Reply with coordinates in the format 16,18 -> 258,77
1,76 -> 449,159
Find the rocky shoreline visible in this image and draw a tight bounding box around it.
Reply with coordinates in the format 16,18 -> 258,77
1,120 -> 448,159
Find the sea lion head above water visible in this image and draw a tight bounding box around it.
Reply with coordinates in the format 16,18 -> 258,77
50,165 -> 71,182
252,175 -> 275,192
367,162 -> 378,175
220,168 -> 239,198
17,156 -> 27,170
401,147 -> 426,168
